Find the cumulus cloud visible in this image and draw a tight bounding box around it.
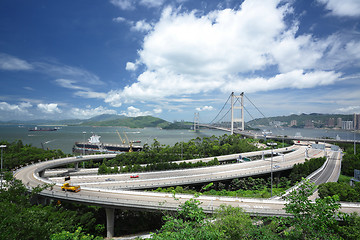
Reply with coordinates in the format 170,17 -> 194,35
337,105 -> 360,113
110,0 -> 134,10
113,16 -> 127,23
105,0 -> 346,107
121,106 -> 151,117
37,103 -> 62,114
0,101 -> 32,112
317,0 -> 360,17
113,17 -> 153,33
131,20 -> 153,32
196,106 -> 214,111
140,0 -> 166,8
153,108 -> 163,114
71,106 -> 118,119
0,53 -> 33,71
222,70 -> 342,93
126,62 -> 138,71
110,0 -> 166,10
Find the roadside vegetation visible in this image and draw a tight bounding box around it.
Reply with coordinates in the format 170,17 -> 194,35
0,140 -> 66,171
95,134 -> 291,174
150,180 -> 360,240
2,138 -> 360,239
150,157 -> 326,198
318,143 -> 360,202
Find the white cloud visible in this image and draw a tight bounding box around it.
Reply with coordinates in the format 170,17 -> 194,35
131,20 -> 153,32
0,53 -> 33,71
110,0 -> 165,10
337,105 -> 360,113
74,91 -> 107,99
110,0 -> 134,10
71,106 -> 118,119
140,0 -> 166,8
36,63 -> 103,85
113,17 -> 126,23
37,103 -> 62,114
196,106 -> 214,112
121,106 -> 151,117
317,0 -> 360,17
0,101 -> 32,112
55,79 -> 106,99
106,0 -> 347,107
153,108 -> 163,114
55,79 -> 89,90
222,70 -> 342,93
126,62 -> 138,71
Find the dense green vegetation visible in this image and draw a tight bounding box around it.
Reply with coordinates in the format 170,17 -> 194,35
150,181 -> 360,240
0,140 -> 66,171
79,115 -> 169,128
151,157 -> 326,198
288,156 -> 326,184
96,134 -> 260,174
162,120 -> 194,129
2,136 -> 360,239
316,143 -> 360,202
0,174 -> 105,239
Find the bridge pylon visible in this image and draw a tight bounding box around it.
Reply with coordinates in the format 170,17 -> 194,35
193,112 -> 200,132
231,92 -> 244,134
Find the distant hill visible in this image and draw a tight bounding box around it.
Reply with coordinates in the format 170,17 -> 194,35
0,114 -> 170,128
247,113 -> 353,128
78,115 -> 169,128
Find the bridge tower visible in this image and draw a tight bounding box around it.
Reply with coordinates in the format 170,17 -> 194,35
193,112 -> 200,132
194,112 -> 200,132
231,92 -> 244,134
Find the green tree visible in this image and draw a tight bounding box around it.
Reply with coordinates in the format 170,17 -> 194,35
50,227 -> 103,240
284,179 -> 342,239
151,198 -> 224,240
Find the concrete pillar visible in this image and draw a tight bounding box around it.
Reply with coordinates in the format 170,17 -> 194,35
75,162 -> 79,171
105,208 -> 115,238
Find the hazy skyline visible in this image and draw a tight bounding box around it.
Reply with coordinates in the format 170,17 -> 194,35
1,0 -> 360,122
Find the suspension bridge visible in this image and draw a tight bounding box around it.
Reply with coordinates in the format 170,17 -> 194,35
194,92 -> 360,145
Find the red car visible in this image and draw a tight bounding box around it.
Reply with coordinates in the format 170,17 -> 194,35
130,175 -> 139,178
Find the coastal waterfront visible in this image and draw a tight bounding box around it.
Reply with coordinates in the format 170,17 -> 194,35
0,125 -> 359,154
0,126 -> 225,154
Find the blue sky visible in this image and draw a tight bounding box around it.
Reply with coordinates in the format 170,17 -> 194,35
0,0 -> 360,123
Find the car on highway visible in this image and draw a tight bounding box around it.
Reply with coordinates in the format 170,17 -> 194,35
130,175 -> 139,178
273,165 -> 280,169
105,178 -> 115,181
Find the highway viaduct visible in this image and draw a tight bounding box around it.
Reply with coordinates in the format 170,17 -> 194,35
13,144 -> 360,238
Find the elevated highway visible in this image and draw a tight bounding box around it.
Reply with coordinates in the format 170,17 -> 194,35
201,124 -> 360,144
13,146 -> 360,238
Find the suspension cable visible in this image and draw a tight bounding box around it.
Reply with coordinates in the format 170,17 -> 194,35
209,93 -> 232,124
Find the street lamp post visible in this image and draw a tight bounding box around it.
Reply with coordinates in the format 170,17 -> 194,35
267,142 -> 277,197
82,132 -> 86,168
354,131 -> 356,155
0,145 -> 6,189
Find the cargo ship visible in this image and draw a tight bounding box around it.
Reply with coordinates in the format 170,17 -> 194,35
29,126 -> 58,131
72,134 -> 142,154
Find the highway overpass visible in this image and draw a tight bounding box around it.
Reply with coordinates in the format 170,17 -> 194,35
14,145 -> 359,238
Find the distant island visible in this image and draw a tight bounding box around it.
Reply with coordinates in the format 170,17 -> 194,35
1,113 -> 359,130
0,114 -> 194,129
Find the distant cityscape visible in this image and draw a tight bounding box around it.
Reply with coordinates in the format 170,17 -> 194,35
271,113 -> 360,131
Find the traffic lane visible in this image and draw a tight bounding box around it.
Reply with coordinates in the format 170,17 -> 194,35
48,147 -> 320,188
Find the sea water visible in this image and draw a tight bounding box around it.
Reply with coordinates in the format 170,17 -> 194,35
0,125 -> 359,154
